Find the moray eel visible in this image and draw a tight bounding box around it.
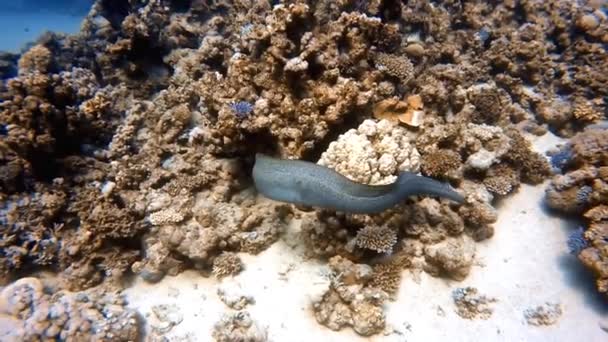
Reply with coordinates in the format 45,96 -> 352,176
252,153 -> 464,214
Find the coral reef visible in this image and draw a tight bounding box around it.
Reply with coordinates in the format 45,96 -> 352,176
545,128 -> 608,294
0,0 -> 606,337
132,198 -> 290,283
0,277 -> 140,341
417,123 -> 550,187
148,304 -> 184,337
372,95 -> 425,127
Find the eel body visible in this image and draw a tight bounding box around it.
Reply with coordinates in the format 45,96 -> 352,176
252,153 -> 464,214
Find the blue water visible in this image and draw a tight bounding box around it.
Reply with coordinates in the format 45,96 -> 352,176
0,0 -> 94,52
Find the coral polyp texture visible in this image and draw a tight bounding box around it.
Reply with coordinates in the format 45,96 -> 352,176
318,119 -> 420,185
0,0 -> 606,338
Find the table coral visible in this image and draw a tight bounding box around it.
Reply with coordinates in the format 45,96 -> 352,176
355,225 -> 398,254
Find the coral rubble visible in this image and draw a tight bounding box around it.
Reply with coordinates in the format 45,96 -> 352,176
212,311 -> 267,342
524,302 -> 563,326
452,287 -> 497,320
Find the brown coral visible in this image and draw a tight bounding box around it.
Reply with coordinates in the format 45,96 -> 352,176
424,236 -> 476,281
17,44 -> 52,74
570,129 -> 608,167
212,252 -> 244,278
483,164 -> 520,196
374,52 -> 414,84
504,129 -> 551,184
355,225 -> 398,254
420,148 -> 462,179
573,100 -> 602,123
312,256 -> 387,336
212,311 -> 267,342
368,259 -> 404,299
524,303 -> 563,326
0,278 -> 141,341
546,127 -> 608,295
468,86 -> 504,125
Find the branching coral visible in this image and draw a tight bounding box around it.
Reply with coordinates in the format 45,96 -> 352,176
133,197 -> 289,282
354,225 -> 398,254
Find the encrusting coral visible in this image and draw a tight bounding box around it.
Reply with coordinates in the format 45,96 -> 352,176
355,225 -> 398,254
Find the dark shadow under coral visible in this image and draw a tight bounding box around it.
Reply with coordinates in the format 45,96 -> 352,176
554,217 -> 608,314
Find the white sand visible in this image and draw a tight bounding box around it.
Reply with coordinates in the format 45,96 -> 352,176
125,132 -> 608,341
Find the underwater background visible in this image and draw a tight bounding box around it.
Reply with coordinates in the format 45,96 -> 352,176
0,1 -> 93,53
0,0 -> 607,341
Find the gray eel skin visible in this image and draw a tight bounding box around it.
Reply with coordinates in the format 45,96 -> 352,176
252,153 -> 464,214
